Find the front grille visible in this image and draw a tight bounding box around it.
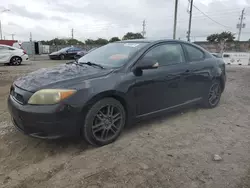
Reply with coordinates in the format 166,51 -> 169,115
10,86 -> 29,104
14,93 -> 25,104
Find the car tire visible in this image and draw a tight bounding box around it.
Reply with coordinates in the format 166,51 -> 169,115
202,80 -> 222,108
82,98 -> 126,146
10,56 -> 22,66
59,54 -> 65,60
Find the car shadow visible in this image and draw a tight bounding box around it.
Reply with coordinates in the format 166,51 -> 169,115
11,105 -> 201,157
0,63 -> 31,67
124,105 -> 201,134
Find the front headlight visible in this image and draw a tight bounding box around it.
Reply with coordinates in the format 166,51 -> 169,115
28,89 -> 76,105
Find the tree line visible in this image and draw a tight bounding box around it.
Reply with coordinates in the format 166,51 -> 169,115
41,31 -> 239,46
206,31 -> 235,42
41,32 -> 144,45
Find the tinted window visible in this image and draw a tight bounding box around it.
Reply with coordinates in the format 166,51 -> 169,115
78,42 -> 148,68
58,47 -> 71,52
184,44 -> 204,61
67,48 -> 74,52
74,47 -> 82,51
223,54 -> 230,58
142,43 -> 185,66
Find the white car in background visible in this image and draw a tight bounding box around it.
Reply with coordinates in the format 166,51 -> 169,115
0,44 -> 29,66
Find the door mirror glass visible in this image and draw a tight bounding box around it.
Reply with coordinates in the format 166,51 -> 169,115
136,58 -> 159,70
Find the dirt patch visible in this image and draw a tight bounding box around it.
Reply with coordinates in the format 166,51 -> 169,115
0,63 -> 249,188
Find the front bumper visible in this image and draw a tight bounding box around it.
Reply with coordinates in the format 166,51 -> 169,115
21,54 -> 29,62
8,95 -> 82,139
49,55 -> 59,60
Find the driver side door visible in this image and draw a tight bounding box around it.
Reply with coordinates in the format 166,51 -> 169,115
0,46 -> 12,63
134,43 -> 187,117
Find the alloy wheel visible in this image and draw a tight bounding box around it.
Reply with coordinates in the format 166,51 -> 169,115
92,105 -> 123,142
11,57 -> 21,65
208,82 -> 221,106
60,54 -> 65,60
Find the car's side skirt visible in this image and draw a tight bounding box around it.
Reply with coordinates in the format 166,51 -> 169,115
136,97 -> 202,118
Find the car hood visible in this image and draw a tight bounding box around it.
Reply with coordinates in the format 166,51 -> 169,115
49,51 -> 60,55
14,63 -> 113,92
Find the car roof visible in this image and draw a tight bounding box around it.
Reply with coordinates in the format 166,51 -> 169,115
117,39 -> 196,44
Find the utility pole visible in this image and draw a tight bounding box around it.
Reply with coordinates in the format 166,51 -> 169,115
173,0 -> 178,39
237,8 -> 245,41
30,32 -> 34,60
0,9 -> 10,40
11,33 -> 15,40
71,28 -> 74,39
0,20 -> 2,40
142,20 -> 146,38
187,0 -> 193,42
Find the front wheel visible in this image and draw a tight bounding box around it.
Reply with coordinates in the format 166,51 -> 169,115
59,54 -> 65,60
10,56 -> 22,66
202,80 -> 222,108
82,98 -> 126,146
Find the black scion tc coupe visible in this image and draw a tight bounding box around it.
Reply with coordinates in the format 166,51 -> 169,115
8,39 -> 226,146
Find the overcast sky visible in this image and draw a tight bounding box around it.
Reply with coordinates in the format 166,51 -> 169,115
0,0 -> 250,42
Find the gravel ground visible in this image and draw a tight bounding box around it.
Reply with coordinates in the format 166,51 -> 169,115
0,61 -> 249,188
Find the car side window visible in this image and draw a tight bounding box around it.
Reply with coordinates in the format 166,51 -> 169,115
67,48 -> 74,52
183,44 -> 204,61
142,43 -> 185,66
74,48 -> 81,51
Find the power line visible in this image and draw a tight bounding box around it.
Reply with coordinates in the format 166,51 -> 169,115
192,8 -> 245,17
192,4 -> 232,29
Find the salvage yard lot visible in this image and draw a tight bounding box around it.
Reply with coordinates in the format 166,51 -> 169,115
0,61 -> 250,188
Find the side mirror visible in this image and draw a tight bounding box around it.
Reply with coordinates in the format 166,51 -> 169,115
135,58 -> 159,70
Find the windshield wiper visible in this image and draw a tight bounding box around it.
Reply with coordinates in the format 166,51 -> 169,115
66,60 -> 85,67
79,61 -> 104,69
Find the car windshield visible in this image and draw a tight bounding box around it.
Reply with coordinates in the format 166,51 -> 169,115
78,42 -> 148,68
58,47 -> 71,52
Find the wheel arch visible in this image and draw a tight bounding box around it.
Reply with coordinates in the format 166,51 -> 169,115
213,76 -> 225,92
10,56 -> 22,64
81,90 -> 129,122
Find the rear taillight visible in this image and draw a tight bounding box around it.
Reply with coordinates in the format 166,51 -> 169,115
23,50 -> 26,54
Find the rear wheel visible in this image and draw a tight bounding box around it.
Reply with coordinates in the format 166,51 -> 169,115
82,98 -> 126,146
10,56 -> 22,66
202,80 -> 222,108
59,54 -> 65,60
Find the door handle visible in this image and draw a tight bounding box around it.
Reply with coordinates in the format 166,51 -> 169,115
182,70 -> 190,75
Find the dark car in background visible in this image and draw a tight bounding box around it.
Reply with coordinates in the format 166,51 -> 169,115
74,47 -> 98,60
8,39 -> 226,146
49,47 -> 82,60
74,49 -> 88,60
